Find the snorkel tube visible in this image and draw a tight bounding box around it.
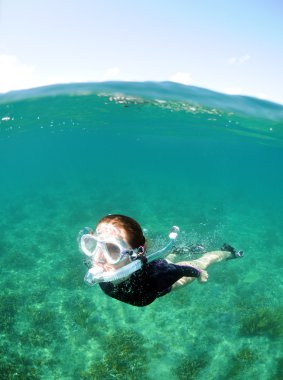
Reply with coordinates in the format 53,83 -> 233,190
83,226 -> 180,285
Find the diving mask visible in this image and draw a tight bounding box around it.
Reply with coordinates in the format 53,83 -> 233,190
79,230 -> 142,265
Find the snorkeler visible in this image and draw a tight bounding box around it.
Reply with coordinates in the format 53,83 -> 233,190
79,214 -> 243,307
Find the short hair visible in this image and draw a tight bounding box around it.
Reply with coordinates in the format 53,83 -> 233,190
97,214 -> 145,249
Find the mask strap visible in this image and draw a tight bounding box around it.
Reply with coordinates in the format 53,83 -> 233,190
136,245 -> 148,266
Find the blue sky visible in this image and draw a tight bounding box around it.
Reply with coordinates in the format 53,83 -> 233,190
0,0 -> 282,104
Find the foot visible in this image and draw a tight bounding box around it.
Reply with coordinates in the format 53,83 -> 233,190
221,243 -> 244,260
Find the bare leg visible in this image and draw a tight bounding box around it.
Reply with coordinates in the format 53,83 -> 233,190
171,250 -> 232,290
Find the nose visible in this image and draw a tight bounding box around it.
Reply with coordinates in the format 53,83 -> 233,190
94,247 -> 106,264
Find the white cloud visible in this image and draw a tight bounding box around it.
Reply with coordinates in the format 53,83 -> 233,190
169,72 -> 192,85
0,54 -> 37,93
227,57 -> 237,65
239,54 -> 251,64
227,54 -> 251,65
0,56 -> 124,92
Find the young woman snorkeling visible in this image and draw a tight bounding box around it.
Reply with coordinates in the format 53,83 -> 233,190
79,214 -> 243,307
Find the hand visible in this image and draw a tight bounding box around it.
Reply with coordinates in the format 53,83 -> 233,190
198,270 -> 208,283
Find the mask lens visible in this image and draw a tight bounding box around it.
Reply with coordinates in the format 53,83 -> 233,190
105,243 -> 121,261
83,236 -> 98,255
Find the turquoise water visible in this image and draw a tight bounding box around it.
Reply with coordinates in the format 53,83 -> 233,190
0,82 -> 283,379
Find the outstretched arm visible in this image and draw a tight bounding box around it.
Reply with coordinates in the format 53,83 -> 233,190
171,248 -> 242,290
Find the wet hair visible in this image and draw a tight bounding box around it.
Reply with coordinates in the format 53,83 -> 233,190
96,214 -> 146,249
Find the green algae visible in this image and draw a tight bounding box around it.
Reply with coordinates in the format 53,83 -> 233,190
0,343 -> 40,380
80,329 -> 149,380
0,293 -> 20,334
225,347 -> 259,379
239,307 -> 283,338
174,355 -> 208,380
270,357 -> 283,380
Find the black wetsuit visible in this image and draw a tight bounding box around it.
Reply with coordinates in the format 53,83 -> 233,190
99,259 -> 201,307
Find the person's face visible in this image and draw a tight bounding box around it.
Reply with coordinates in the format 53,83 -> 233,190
93,222 -> 131,271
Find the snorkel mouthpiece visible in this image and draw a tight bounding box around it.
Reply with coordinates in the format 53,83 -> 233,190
84,267 -> 104,285
80,225 -> 179,285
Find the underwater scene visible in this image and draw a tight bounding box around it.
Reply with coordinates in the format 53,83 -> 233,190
0,81 -> 283,379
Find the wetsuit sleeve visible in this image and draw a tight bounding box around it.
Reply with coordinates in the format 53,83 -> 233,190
177,264 -> 201,278
148,260 -> 201,294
